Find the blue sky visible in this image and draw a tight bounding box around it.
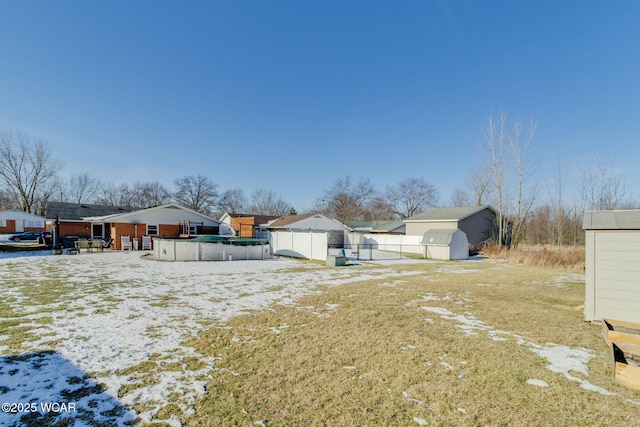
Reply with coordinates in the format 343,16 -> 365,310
1,1 -> 639,211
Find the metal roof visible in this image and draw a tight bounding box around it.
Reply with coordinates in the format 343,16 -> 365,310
583,210 -> 640,230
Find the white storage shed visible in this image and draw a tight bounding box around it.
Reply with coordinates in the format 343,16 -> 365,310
421,229 -> 469,260
583,210 -> 640,323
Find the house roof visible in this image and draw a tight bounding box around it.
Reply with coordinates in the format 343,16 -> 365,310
224,213 -> 280,222
344,220 -> 405,233
264,213 -> 351,231
89,203 -> 222,224
0,209 -> 46,220
265,213 -> 317,228
583,210 -> 640,230
45,202 -> 133,221
404,205 -> 495,222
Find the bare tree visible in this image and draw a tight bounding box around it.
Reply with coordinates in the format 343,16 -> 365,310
173,175 -> 218,214
466,165 -> 493,206
450,188 -> 471,207
131,181 -> 171,209
481,114 -> 509,246
316,175 -> 377,222
96,183 -> 135,207
508,117 -> 537,247
0,130 -> 61,214
385,177 -> 438,219
480,114 -> 538,248
65,173 -> 102,204
218,188 -> 247,215
366,195 -> 395,220
249,189 -> 291,216
580,154 -> 627,210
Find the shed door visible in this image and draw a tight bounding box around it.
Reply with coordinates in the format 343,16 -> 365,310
593,230 -> 640,323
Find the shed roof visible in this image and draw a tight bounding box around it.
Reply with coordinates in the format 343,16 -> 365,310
421,229 -> 461,245
583,210 -> 640,230
405,205 -> 495,222
46,202 -> 133,221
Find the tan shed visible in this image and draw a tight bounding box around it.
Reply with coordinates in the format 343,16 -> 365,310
421,229 -> 469,260
583,210 -> 640,323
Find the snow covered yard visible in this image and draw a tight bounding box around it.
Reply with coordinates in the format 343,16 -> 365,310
0,252 -> 422,426
1,252 -> 638,426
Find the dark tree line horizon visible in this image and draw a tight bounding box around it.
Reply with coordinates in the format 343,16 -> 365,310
1,120 -> 636,248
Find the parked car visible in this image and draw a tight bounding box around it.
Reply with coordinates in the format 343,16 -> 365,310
8,231 -> 52,243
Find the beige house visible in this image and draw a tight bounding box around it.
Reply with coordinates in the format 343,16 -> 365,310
583,210 -> 640,324
404,205 -> 497,246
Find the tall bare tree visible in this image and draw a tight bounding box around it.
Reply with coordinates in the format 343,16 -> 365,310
131,181 -> 171,209
65,173 -> 102,204
508,117 -> 537,247
450,188 -> 472,207
466,165 -> 493,206
316,175 -> 377,222
249,189 -> 291,216
580,154 -> 627,210
481,114 -> 509,246
385,177 -> 438,219
96,183 -> 135,207
173,175 -> 218,214
218,188 -> 247,215
480,114 -> 538,247
0,130 -> 61,214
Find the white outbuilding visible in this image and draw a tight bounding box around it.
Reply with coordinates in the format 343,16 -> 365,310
421,229 -> 469,260
583,210 -> 640,323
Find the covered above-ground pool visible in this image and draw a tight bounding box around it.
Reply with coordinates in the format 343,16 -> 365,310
154,235 -> 271,261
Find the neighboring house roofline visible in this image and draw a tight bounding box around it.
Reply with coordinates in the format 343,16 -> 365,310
403,205 -> 496,223
89,203 -> 222,224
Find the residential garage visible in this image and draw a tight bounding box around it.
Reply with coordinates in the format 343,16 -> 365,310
583,210 -> 640,323
421,229 -> 469,260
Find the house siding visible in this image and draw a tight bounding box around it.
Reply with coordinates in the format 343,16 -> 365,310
459,209 -> 497,246
0,219 -> 16,234
585,229 -> 640,323
405,220 -> 458,237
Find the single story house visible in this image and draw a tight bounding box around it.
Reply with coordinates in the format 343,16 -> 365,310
89,203 -> 222,250
261,213 -> 351,248
344,220 -> 406,235
0,209 -> 47,235
421,229 -> 469,260
583,210 -> 640,324
219,213 -> 280,237
46,202 -> 134,242
404,205 -> 497,247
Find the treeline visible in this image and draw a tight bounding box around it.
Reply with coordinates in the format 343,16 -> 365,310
1,119 -> 636,249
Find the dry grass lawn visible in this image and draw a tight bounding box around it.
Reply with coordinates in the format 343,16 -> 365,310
183,259 -> 640,426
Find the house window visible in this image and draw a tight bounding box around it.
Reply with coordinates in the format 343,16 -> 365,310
26,220 -> 44,228
147,225 -> 158,236
0,219 -> 5,227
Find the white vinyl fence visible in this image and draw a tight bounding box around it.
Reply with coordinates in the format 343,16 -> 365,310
270,231 -> 329,261
344,233 -> 424,257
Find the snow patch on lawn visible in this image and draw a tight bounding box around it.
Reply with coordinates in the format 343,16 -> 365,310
421,305 -> 629,399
